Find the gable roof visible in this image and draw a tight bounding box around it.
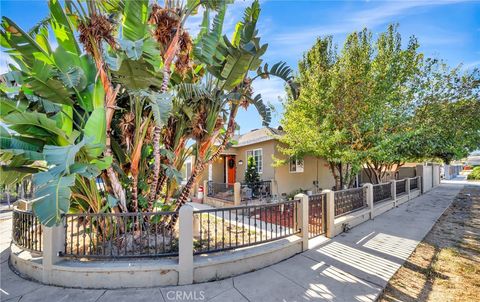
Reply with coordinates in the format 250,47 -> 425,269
232,127 -> 284,147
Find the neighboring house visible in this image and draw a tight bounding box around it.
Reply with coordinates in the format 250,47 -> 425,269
467,151 -> 480,166
195,127 -> 336,198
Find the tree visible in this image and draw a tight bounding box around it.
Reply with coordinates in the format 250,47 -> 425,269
361,25 -> 422,183
281,25 -> 426,187
244,156 -> 260,194
409,60 -> 480,163
0,0 -> 298,228
280,31 -> 373,189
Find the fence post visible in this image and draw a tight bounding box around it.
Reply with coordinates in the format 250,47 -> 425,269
363,183 -> 374,219
323,189 -> 335,238
234,182 -> 241,206
203,180 -> 208,203
178,203 -> 194,285
418,176 -> 422,194
294,193 -> 309,251
406,178 -> 411,200
270,179 -> 275,197
391,180 -> 397,207
42,219 -> 65,283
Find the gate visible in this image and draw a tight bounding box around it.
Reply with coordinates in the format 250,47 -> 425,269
308,193 -> 326,238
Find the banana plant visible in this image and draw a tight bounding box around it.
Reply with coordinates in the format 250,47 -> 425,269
169,0 -> 299,219
0,0 -> 112,226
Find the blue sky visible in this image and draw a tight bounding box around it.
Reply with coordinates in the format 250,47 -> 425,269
1,0 -> 479,133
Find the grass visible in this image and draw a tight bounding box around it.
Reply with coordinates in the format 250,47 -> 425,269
378,186 -> 480,302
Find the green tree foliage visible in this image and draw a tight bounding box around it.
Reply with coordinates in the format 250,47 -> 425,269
281,28 -> 382,188
281,24 -> 479,187
244,156 -> 260,192
0,0 -> 298,227
409,61 -> 480,164
467,167 -> 480,180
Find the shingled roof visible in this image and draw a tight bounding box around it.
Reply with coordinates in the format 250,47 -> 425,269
232,127 -> 284,147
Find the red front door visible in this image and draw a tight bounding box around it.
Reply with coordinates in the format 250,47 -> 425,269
226,156 -> 236,183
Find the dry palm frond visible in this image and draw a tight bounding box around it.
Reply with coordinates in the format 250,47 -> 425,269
148,4 -> 180,47
78,14 -> 116,55
118,112 -> 135,152
149,4 -> 193,75
191,106 -> 207,140
144,122 -> 156,144
238,77 -> 254,109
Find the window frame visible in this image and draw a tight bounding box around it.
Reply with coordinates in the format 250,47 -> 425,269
246,148 -> 263,174
289,156 -> 304,173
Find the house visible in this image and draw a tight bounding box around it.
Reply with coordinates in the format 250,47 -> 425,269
196,127 -> 336,199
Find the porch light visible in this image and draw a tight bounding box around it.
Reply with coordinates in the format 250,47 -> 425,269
238,160 -> 244,165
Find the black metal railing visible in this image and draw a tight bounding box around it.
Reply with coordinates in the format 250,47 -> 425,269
207,181 -> 235,202
410,177 -> 419,190
193,200 -> 300,254
63,212 -> 178,259
373,183 -> 392,204
396,179 -> 407,196
308,193 -> 326,238
334,187 -> 367,217
241,180 -> 272,201
12,208 -> 42,253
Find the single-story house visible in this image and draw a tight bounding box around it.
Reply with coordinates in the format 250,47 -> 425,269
191,127 -> 336,198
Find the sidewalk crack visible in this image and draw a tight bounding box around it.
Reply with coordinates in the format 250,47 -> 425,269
94,290 -> 107,302
232,278 -> 251,302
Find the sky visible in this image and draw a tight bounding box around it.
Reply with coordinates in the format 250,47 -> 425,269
1,0 -> 479,134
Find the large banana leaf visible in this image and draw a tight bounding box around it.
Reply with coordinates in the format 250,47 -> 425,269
194,3 -> 226,66
42,139 -> 86,177
48,0 -> 81,56
144,92 -> 173,128
2,111 -> 70,145
122,0 -> 149,42
0,17 -> 52,68
32,174 -> 75,227
113,58 -> 162,89
84,108 -> 106,158
249,94 -> 271,126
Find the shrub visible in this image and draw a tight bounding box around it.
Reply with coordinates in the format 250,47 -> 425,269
467,167 -> 480,180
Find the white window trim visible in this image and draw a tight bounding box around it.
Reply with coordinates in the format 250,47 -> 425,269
289,156 -> 304,173
246,148 -> 263,174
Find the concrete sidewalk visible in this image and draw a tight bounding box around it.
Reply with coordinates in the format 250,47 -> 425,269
1,182 -> 465,302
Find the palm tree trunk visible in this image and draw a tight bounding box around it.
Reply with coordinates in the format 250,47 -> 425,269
148,30 -> 181,206
167,107 -> 238,229
92,49 -> 127,211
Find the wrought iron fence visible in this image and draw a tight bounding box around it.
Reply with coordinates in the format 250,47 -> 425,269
241,180 -> 272,201
63,212 -> 178,259
308,193 -> 326,238
373,183 -> 392,204
193,200 -> 300,254
207,181 -> 235,202
334,187 -> 366,217
410,177 -> 419,190
12,209 -> 42,253
396,179 -> 407,195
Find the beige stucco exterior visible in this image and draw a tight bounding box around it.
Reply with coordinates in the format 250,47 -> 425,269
197,128 -> 336,198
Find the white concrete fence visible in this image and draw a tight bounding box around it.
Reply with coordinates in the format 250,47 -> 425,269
10,173 -> 437,289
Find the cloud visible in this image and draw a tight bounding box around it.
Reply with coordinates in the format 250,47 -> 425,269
271,0 -> 467,49
462,60 -> 480,71
252,77 -> 287,105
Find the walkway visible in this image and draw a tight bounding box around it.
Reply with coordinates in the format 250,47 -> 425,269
0,180 -> 466,302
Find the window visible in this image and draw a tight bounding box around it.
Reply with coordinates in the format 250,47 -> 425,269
246,149 -> 263,173
289,156 -> 304,173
